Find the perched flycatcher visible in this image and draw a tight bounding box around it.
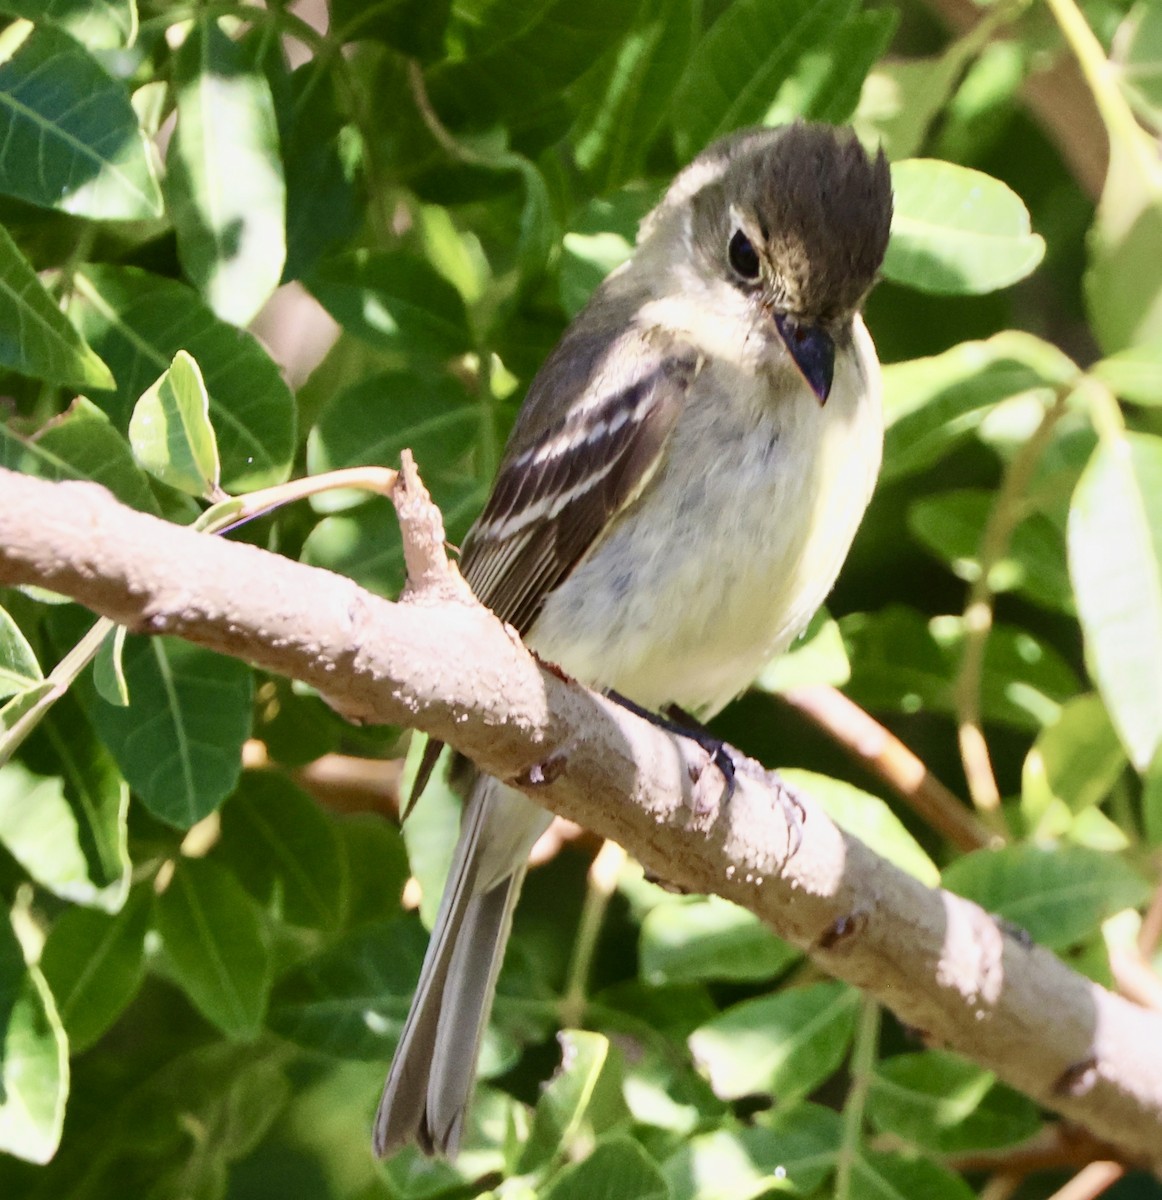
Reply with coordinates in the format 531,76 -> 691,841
374,121 -> 894,1158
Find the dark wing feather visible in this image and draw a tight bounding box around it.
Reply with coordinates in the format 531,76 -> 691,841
461,328 -> 699,635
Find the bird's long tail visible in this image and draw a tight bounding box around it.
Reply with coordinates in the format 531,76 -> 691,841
373,775 -> 551,1158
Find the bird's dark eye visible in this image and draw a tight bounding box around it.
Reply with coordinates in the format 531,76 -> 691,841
728,229 -> 761,280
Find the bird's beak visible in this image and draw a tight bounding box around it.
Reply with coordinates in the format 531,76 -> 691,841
775,314 -> 835,404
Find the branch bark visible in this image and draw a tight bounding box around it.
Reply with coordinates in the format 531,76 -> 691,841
1,466 -> 1161,1170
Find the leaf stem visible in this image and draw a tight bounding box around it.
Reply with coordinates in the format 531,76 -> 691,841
953,390 -> 1069,828
560,840 -> 626,1028
834,996 -> 880,1200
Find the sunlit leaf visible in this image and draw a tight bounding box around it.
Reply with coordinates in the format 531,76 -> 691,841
640,895 -> 799,985
129,350 -> 221,499
663,1103 -> 841,1200
0,23 -> 161,219
167,19 -> 286,325
1021,694 -> 1126,826
1068,431 -> 1162,768
0,397 -> 160,514
0,910 -> 67,1164
0,605 -> 40,700
7,692 -> 130,910
943,844 -> 1148,949
519,1031 -> 630,1170
0,0 -> 136,48
0,223 -> 112,389
1090,341 -> 1162,405
71,265 -> 295,491
689,981 -> 858,1101
881,333 -> 1073,482
671,0 -> 853,161
885,159 -> 1045,294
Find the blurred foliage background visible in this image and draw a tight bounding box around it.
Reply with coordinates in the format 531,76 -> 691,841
1,0 -> 1162,1197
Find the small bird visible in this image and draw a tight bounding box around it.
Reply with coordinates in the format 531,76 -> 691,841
374,121 -> 893,1158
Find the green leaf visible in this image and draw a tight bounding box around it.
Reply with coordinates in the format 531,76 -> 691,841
80,634 -> 252,829
1115,1 -> 1162,129
639,894 -> 799,985
1090,341 -> 1162,405
277,63 -> 360,284
0,223 -> 112,389
0,604 -> 40,699
540,1136 -> 668,1200
782,769 -> 939,886
217,772 -> 346,930
909,489 -> 1072,613
167,19 -> 286,326
520,1031 -> 630,1170
0,23 -> 161,219
763,7 -> 898,127
70,264 -> 296,491
884,159 -> 1045,294
942,845 -> 1149,950
306,369 -> 478,513
843,606 -> 1079,731
663,1103 -> 842,1200
7,692 -> 131,910
337,812 -> 410,929
308,250 -> 473,363
557,189 -> 655,318
867,1051 -> 1040,1153
670,0 -> 853,162
852,1151 -> 976,1200
154,857 -> 272,1041
1021,694 -> 1127,826
1068,431 -> 1162,769
0,0 -> 137,48
1,397 -> 160,515
267,918 -> 426,1058
1082,137 -> 1162,353
854,48 -> 969,162
570,0 -> 697,191
39,885 -> 150,1052
689,980 -> 858,1101
0,908 -> 67,1164
92,624 -> 130,708
755,606 -> 851,691
881,333 -> 1071,482
1145,751 -> 1162,848
129,350 -> 222,499
425,0 -> 638,131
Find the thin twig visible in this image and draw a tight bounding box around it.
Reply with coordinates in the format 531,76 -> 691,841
1045,1161 -> 1126,1200
560,841 -> 627,1028
781,685 -> 993,851
953,394 -> 1068,827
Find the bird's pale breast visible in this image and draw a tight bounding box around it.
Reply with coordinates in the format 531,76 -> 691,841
527,317 -> 882,718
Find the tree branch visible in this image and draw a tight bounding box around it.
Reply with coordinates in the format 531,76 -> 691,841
1,466 -> 1161,1169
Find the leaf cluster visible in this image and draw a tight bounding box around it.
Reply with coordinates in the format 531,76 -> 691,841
1,1 -> 1161,1198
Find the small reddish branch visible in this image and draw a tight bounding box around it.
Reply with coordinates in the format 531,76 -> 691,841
1,466 -> 1161,1169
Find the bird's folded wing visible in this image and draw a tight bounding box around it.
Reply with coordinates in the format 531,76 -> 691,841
462,325 -> 701,635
